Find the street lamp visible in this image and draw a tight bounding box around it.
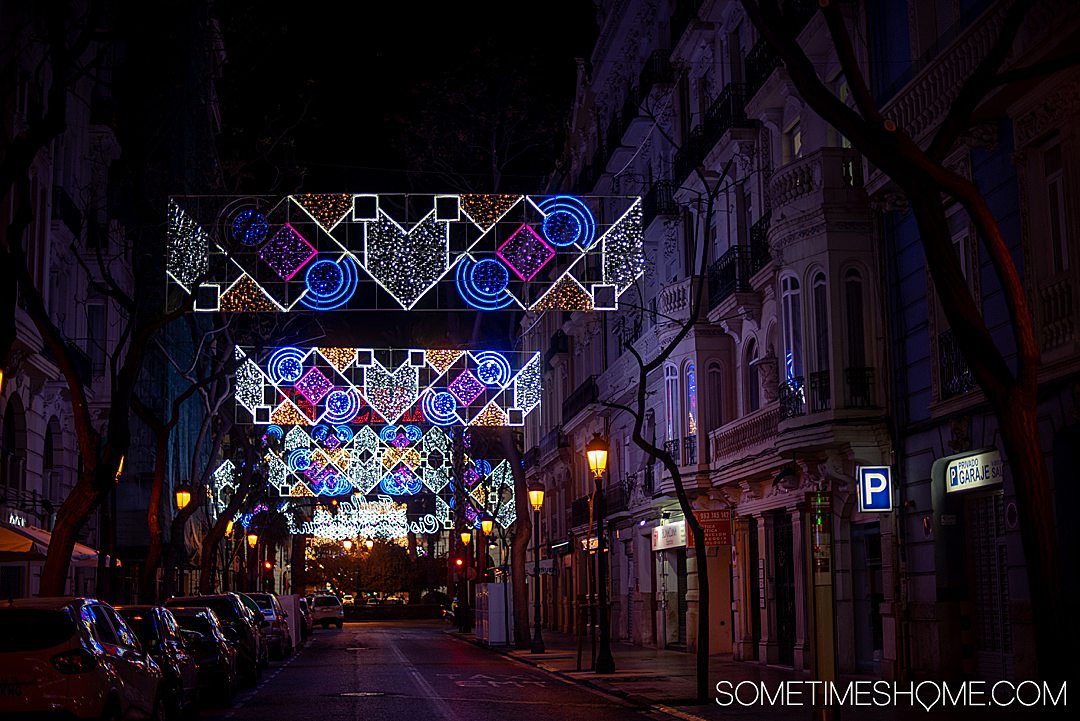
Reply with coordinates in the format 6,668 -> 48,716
460,529 -> 472,546
364,538 -> 374,550
247,532 -> 258,549
587,432 -> 615,673
342,539 -> 353,551
528,480 -> 545,654
175,480 -> 192,511
481,515 -> 494,536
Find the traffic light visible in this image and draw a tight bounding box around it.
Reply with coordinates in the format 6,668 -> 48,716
263,560 -> 273,571
454,557 -> 463,567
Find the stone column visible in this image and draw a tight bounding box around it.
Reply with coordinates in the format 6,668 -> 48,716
791,503 -> 809,671
758,512 -> 778,664
733,516 -> 756,660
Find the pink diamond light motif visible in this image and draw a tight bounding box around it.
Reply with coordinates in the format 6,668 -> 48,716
448,370 -> 486,407
258,223 -> 317,280
496,224 -> 555,282
294,367 -> 334,406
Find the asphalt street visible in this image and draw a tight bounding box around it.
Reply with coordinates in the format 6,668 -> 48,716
206,621 -> 677,721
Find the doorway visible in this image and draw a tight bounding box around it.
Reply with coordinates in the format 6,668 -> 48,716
851,522 -> 884,673
773,511 -> 795,666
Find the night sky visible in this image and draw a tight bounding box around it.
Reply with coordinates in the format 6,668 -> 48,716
218,2 -> 598,192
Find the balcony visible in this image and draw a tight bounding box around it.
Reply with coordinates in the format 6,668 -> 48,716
744,0 -> 818,100
808,370 -> 831,413
844,367 -> 875,408
682,435 -> 698,466
938,329 -> 977,400
708,245 -> 752,310
562,375 -> 599,423
638,50 -> 674,100
620,87 -> 641,138
544,329 -> 569,363
643,179 -> 679,228
540,427 -> 568,458
523,447 -> 540,470
1039,277 -> 1075,351
749,212 -> 772,275
673,125 -> 708,183
657,276 -> 705,325
669,0 -> 703,47
779,377 -> 806,418
710,403 -> 781,461
614,313 -> 643,349
663,439 -> 680,462
769,148 -> 863,211
605,483 -> 628,515
702,83 -> 751,148
571,497 -> 591,528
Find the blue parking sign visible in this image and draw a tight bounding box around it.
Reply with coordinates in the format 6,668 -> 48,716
857,466 -> 893,512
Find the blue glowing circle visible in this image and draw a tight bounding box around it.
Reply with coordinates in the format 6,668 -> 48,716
455,257 -> 514,311
542,210 -> 582,247
473,351 -> 512,387
268,347 -> 306,384
231,208 -> 268,247
287,449 -> 312,472
311,425 -> 330,442
475,459 -> 493,476
538,196 -> 597,249
305,259 -> 344,297
264,425 -> 284,440
322,389 -> 361,424
299,256 -> 359,311
472,259 -> 509,294
421,390 -> 458,426
378,425 -> 400,443
334,425 -> 354,442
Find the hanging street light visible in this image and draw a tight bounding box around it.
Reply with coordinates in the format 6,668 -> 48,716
175,480 -> 192,511
364,538 -> 374,550
342,539 -> 353,551
460,529 -> 472,546
481,515 -> 494,536
247,532 -> 258,549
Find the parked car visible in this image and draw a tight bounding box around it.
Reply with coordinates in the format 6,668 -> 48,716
166,594 -> 260,685
0,597 -> 163,720
233,593 -> 269,668
168,607 -> 237,704
245,593 -> 292,659
310,595 -> 344,629
296,598 -> 314,639
116,606 -> 200,720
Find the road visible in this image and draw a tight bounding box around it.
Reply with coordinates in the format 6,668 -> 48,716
206,621 -> 674,721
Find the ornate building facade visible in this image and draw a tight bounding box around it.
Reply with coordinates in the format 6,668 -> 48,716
523,0 -> 1080,681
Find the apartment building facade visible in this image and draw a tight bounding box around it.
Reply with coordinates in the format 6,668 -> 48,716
522,0 -> 1079,682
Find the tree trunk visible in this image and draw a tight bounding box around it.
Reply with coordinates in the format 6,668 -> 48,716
498,428 -> 533,648
690,523 -> 709,703
140,432 -> 168,602
40,470 -> 105,596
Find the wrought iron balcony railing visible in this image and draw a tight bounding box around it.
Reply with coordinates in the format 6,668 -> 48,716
938,329 -> 977,400
808,370 -> 831,413
708,245 -> 753,310
562,375 -> 599,422
844,367 -> 875,408
779,377 -> 806,418
643,179 -> 679,228
639,49 -> 674,98
683,435 -> 698,465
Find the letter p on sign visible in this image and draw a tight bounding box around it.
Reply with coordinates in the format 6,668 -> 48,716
857,466 -> 893,512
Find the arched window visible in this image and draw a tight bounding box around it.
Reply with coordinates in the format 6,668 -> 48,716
664,364 -> 679,442
745,339 -> 760,413
812,273 -> 829,372
707,363 -> 724,432
844,268 -> 871,407
780,276 -> 803,383
685,363 -> 698,436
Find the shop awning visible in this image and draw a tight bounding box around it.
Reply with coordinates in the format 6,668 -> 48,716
0,523 -> 103,567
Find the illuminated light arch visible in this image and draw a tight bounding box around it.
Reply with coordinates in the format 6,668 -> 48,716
472,351 -> 512,387
420,390 -> 459,426
268,347 -> 307,384
454,256 -> 515,310
299,255 -> 360,311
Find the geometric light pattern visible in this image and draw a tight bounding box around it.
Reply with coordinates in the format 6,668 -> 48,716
166,194 -> 643,311
234,346 -> 540,428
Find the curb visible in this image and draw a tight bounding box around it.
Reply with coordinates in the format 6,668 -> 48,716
445,629 -> 710,721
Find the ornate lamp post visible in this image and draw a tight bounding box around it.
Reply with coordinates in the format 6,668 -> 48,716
527,481 -> 545,653
586,433 -> 615,673
459,529 -> 473,633
175,480 -> 192,511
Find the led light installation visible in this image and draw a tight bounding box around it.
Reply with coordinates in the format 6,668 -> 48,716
234,346 -> 540,428
166,194 -> 643,311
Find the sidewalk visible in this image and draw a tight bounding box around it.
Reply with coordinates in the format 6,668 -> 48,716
452,627 -> 1060,721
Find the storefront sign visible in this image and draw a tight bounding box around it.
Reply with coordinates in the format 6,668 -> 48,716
688,509 -> 732,547
651,520 -> 686,551
945,449 -> 1003,493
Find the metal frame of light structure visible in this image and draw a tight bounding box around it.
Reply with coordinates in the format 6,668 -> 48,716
166,194 -> 643,313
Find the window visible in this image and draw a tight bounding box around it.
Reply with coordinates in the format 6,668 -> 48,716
707,363 -> 724,431
781,276 -> 803,382
1044,143 -> 1070,273
86,302 -> 106,378
948,208 -> 973,286
745,340 -> 760,413
785,121 -> 803,162
685,363 -> 698,436
812,273 -> 830,372
845,269 -> 867,368
664,364 -> 680,441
